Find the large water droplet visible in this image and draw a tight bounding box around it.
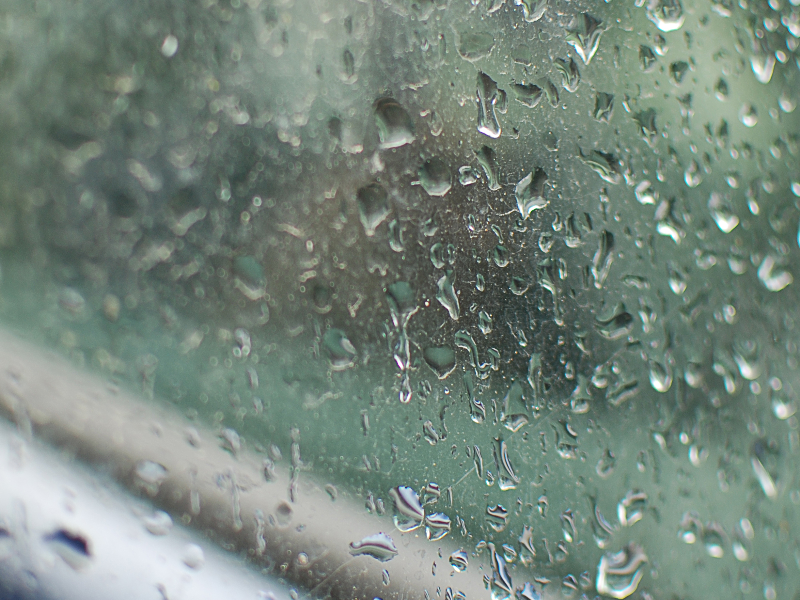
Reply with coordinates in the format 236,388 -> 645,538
639,45 -> 657,72
357,183 -> 390,236
349,533 -> 399,562
457,31 -> 495,61
436,270 -> 460,320
580,149 -> 621,184
648,360 -> 673,393
513,81 -> 543,108
751,53 -> 776,84
424,346 -> 456,379
45,530 -> 92,571
475,145 -> 501,190
419,158 -> 452,197
477,72 -> 507,138
595,543 -> 648,599
513,0 -> 547,22
425,513 -> 451,541
757,255 -> 792,291
565,13 -> 604,64
390,486 -> 424,532
594,92 -> 614,123
708,191 -> 739,233
323,328 -> 357,370
646,0 -> 685,32
591,230 -> 614,288
374,98 -> 415,149
515,169 -> 549,218
554,57 -> 580,92
739,103 -> 758,127
450,549 -> 469,571
594,304 -> 633,340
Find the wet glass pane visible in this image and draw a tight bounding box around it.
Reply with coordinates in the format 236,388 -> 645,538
0,0 -> 799,598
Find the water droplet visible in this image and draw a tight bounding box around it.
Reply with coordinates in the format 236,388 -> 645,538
595,543 -> 648,599
430,242 -> 446,269
669,60 -> 690,84
323,329 -> 357,370
639,45 -> 657,72
684,159 -> 702,188
714,78 -> 729,101
779,91 -> 796,113
648,360 -> 673,393
457,31 -> 495,61
493,245 -> 509,267
554,57 -> 580,92
751,455 -> 777,499
515,169 -> 549,218
678,512 -> 701,544
475,145 -> 501,191
477,72 -> 507,138
580,149 -> 622,184
667,263 -> 687,295
419,158 -> 452,197
390,486 -> 424,532
591,230 -> 614,288
596,449 -> 616,478
489,543 -> 514,600
633,109 -> 658,147
540,77 -> 560,107
565,13 -> 604,64
374,98 -> 415,149
161,34 -> 179,58
143,510 -> 173,536
758,255 -> 792,291
455,330 -> 496,379
425,513 -> 451,541
646,0 -> 685,31
538,231 -> 554,253
751,53 -> 776,84
135,460 -> 168,494
357,183 -> 390,236
593,92 -> 614,123
739,103 -> 758,128
708,191 -> 738,233
423,346 -> 456,379
594,304 -> 633,340
450,549 -> 469,571
479,311 -> 493,334
702,523 -> 725,557
436,270 -> 460,320
183,544 -> 205,569
45,530 -> 92,570
458,166 -> 479,186
423,420 -> 440,445
772,396 -> 797,419
512,82 -> 543,108
617,491 -> 647,526
350,532 -> 399,562
342,49 -> 356,82
514,0 -> 547,22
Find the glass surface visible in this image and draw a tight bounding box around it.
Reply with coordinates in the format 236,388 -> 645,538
0,0 -> 799,598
